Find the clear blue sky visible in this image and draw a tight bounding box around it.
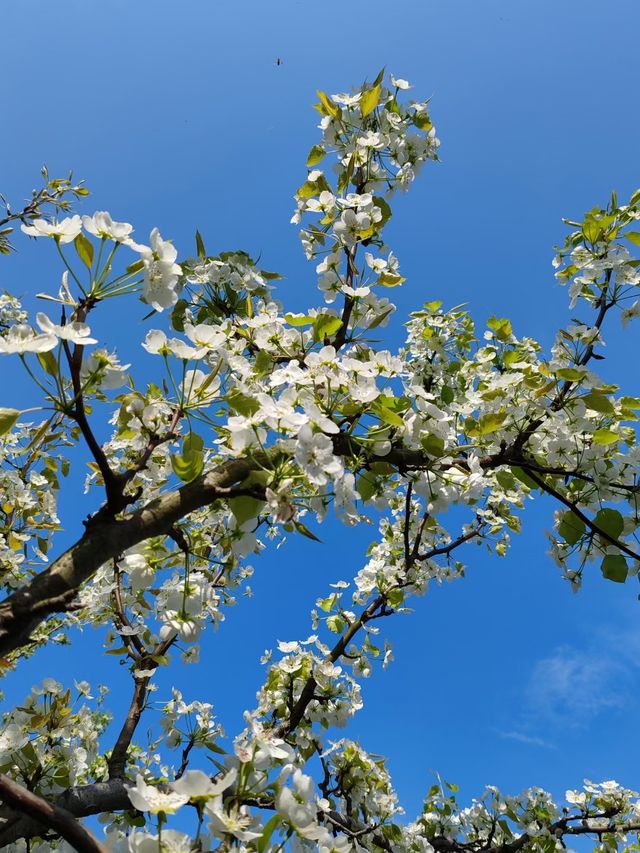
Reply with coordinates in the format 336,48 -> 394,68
2,0 -> 640,822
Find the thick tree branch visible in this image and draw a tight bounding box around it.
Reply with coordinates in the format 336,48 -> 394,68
0,458 -> 254,659
107,676 -> 149,779
0,775 -> 109,852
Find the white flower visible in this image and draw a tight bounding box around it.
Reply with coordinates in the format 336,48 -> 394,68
21,215 -> 82,243
82,211 -> 134,242
172,768 -> 237,802
142,329 -> 169,354
276,768 -> 317,830
390,74 -> 412,89
127,829 -> 197,852
0,324 -> 57,354
138,228 -> 182,312
126,775 -> 188,814
0,724 -> 28,760
206,800 -> 263,842
36,313 -> 97,345
81,349 -> 129,389
294,425 -> 343,486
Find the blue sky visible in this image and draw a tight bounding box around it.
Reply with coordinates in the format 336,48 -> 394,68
2,0 -> 640,824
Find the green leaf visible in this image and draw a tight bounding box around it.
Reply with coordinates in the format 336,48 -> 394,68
421,433 -> 445,457
316,90 -> 340,118
592,428 -> 619,445
512,467 -> 539,490
387,588 -> 404,609
357,472 -> 376,501
171,299 -> 189,332
227,390 -> 260,417
372,196 -> 392,227
170,435 -> 204,483
313,314 -> 342,342
126,259 -> 144,275
558,511 -> 585,546
254,349 -> 273,376
306,145 -> 326,166
477,411 -> 507,436
37,350 -> 58,377
74,232 -> 94,270
0,408 -> 20,436
441,386 -> 455,405
377,272 -> 405,288
257,815 -> 281,853
285,313 -> 313,327
229,496 -> 264,526
601,554 -> 628,583
294,520 -> 322,542
372,401 -> 405,428
620,396 -> 640,409
413,112 -> 433,131
624,231 -> 640,246
594,508 -> 624,541
195,229 -> 206,259
361,83 -> 382,117
487,316 -> 513,342
582,392 -> 615,414
183,432 -> 204,454
555,367 -> 587,382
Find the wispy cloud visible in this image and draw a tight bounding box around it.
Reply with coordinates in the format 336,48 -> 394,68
523,643 -> 633,728
498,730 -> 556,749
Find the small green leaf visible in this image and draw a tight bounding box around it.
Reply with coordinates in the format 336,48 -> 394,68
285,313 -> 313,327
421,433 -> 445,457
487,316 -> 513,342
170,299 -> 189,332
556,367 -> 587,382
306,145 -> 326,166
601,554 -> 628,583
0,408 -> 20,436
257,815 -> 281,853
624,231 -> 640,246
412,113 -> 433,132
582,392 -> 615,414
316,90 -> 340,118
592,428 -> 619,445
227,390 -> 260,417
558,511 -> 585,546
357,472 -> 377,501
74,232 -> 94,270
126,259 -> 145,275
594,508 -> 624,541
313,314 -> 342,342
294,520 -> 322,542
37,350 -> 58,377
195,229 -> 206,259
229,496 -> 264,526
477,411 -> 507,436
361,83 -> 382,117
377,272 -> 405,287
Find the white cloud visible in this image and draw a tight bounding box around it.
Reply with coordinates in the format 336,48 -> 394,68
498,730 -> 556,749
524,644 -> 630,727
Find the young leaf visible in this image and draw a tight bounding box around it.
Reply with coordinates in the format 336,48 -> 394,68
74,233 -> 94,270
0,408 -> 20,436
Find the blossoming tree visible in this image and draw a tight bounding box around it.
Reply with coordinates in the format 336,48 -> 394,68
0,71 -> 639,853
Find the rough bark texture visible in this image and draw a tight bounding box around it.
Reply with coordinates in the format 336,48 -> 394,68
0,458 -> 253,659
0,775 -> 119,851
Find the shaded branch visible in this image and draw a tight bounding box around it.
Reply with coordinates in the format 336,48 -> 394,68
0,775 -> 109,852
0,457 -> 255,659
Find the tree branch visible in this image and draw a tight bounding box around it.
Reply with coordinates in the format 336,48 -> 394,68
0,775 -> 109,852
0,458 -> 255,659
